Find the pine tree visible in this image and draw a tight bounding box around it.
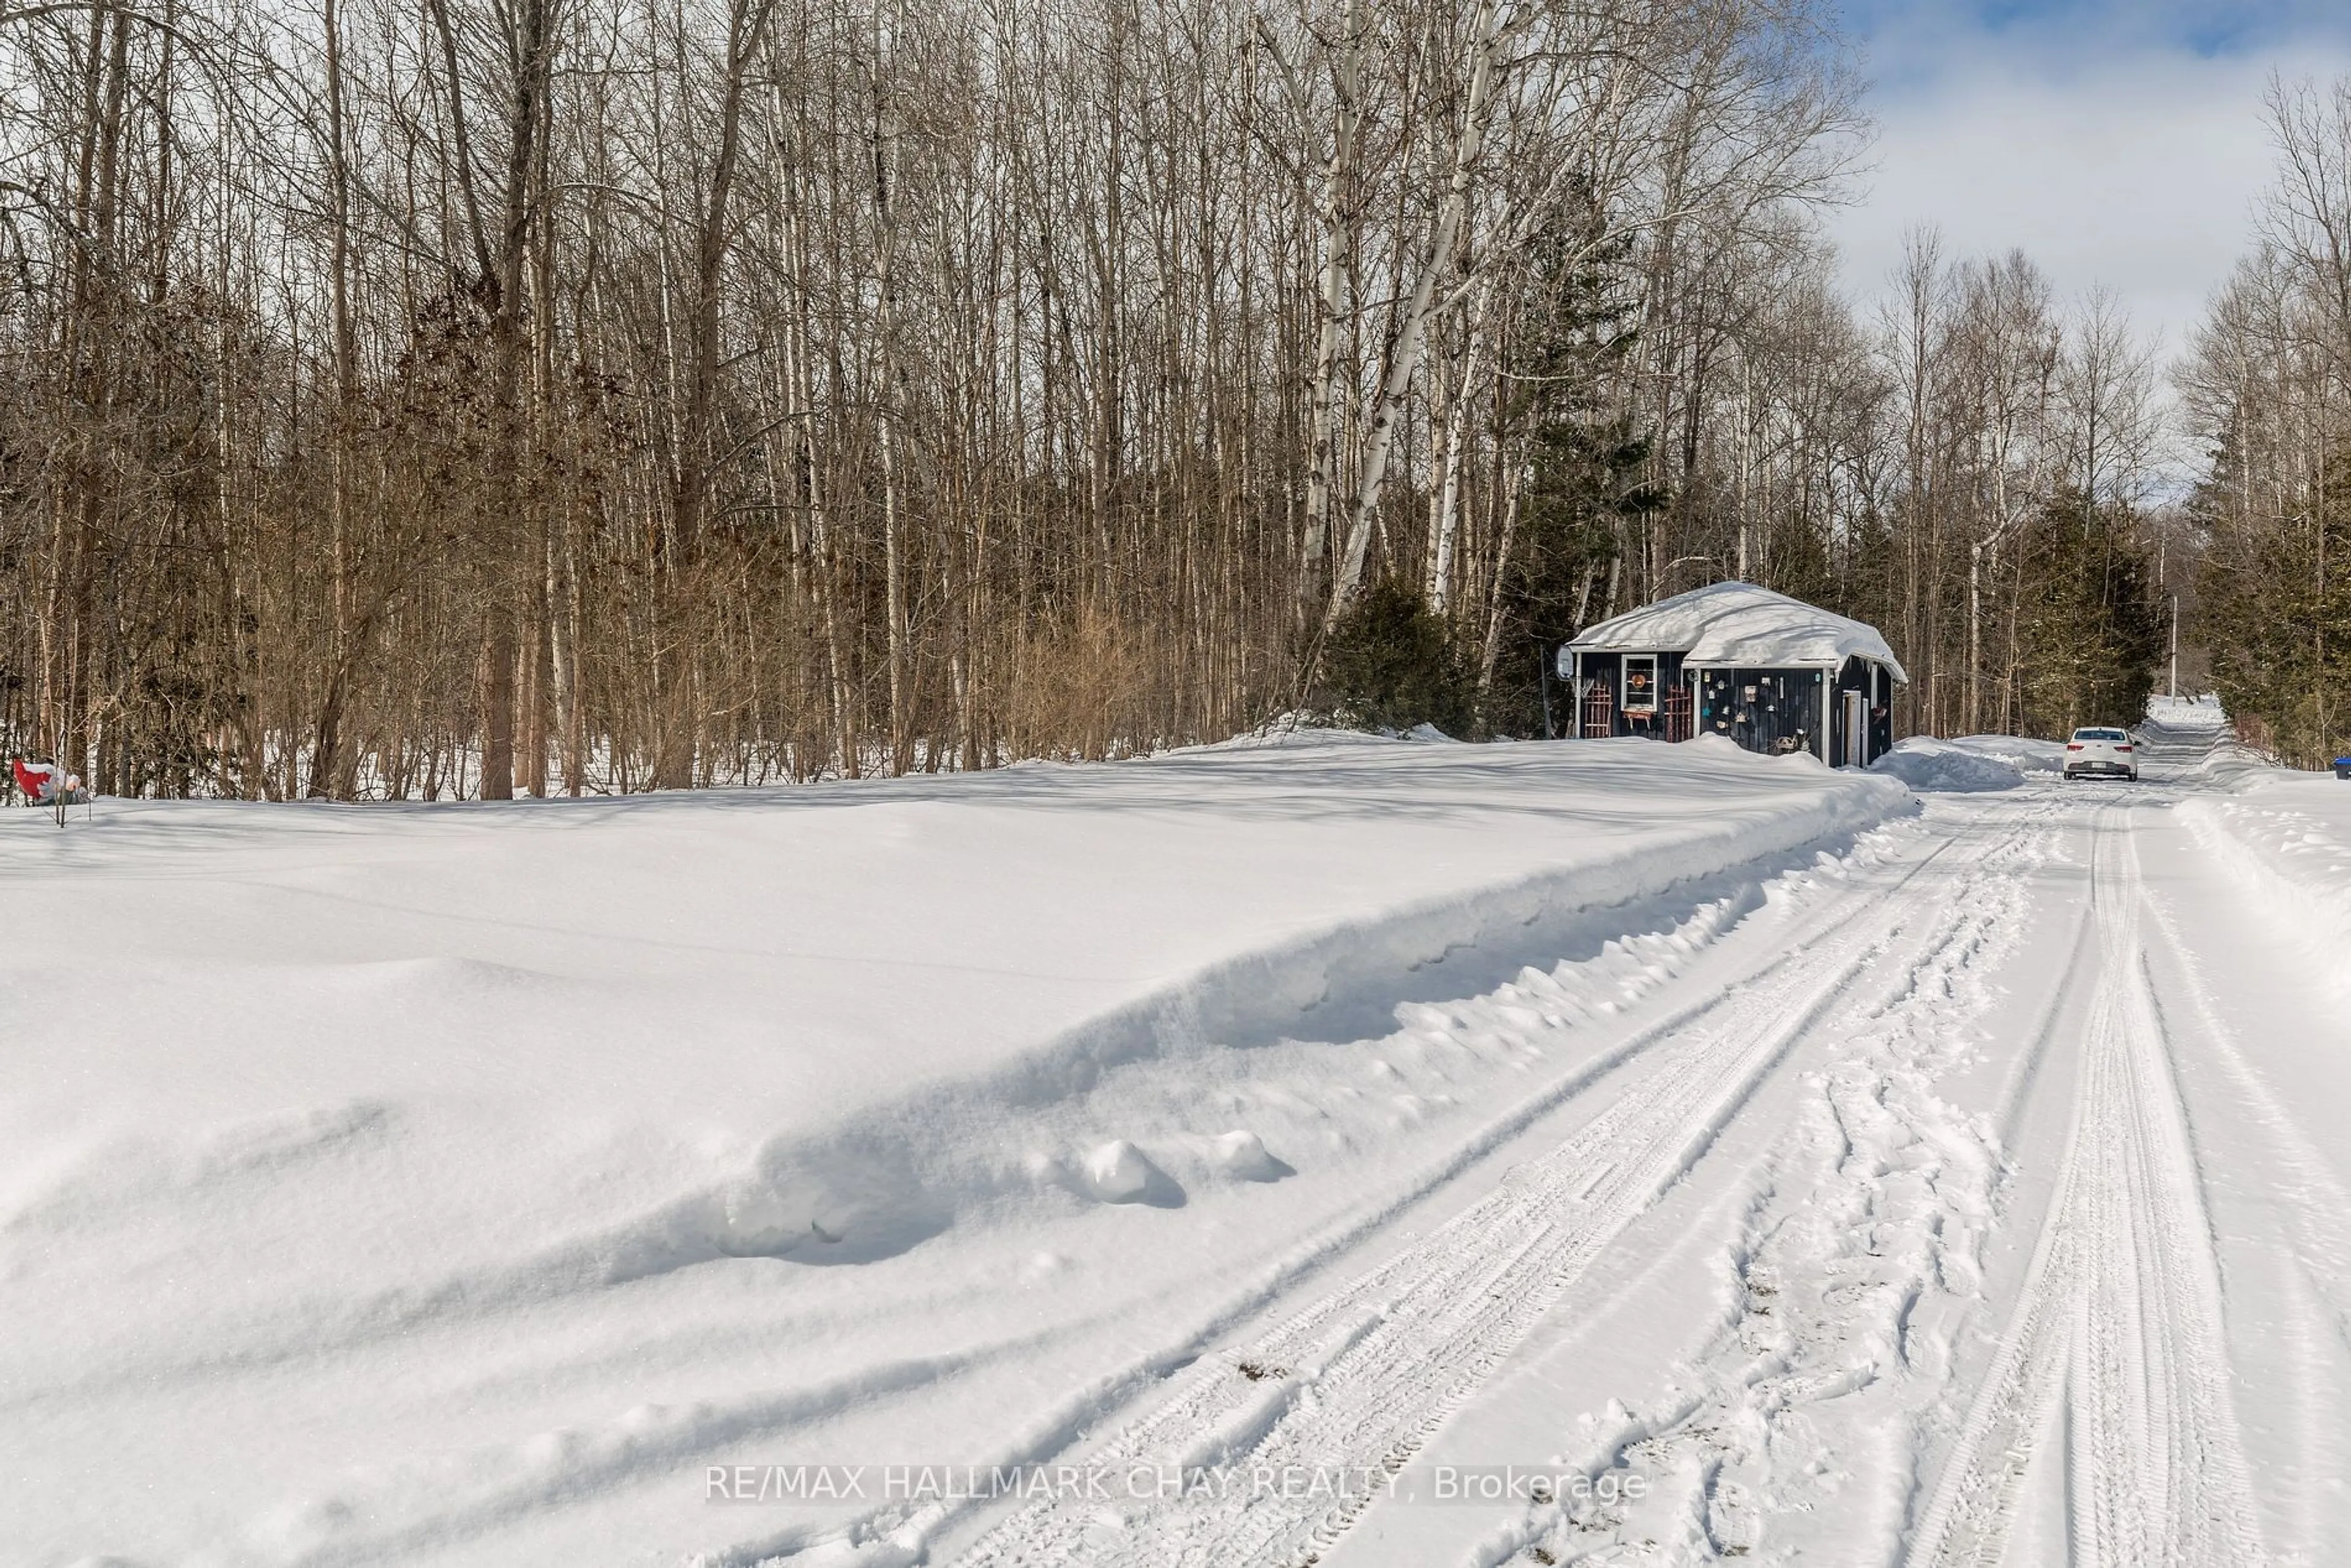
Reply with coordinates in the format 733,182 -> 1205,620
2012,490 -> 2165,735
1484,188 -> 1659,738
2193,447 -> 2351,763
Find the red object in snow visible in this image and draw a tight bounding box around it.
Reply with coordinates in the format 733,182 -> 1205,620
12,756 -> 58,802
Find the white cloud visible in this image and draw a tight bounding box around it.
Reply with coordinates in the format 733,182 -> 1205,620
1827,34 -> 2351,365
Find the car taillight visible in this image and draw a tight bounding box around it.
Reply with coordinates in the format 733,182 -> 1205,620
2066,743 -> 2083,751
2117,744 -> 2132,752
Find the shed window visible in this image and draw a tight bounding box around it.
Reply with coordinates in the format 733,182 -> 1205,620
1622,655 -> 1659,714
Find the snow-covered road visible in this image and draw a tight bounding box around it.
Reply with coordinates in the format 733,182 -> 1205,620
7,709 -> 2347,1567
931,711 -> 2351,1568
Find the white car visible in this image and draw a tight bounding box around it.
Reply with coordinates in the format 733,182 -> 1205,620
2064,726 -> 2138,781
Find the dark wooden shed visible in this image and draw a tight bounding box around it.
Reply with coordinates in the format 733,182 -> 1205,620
1558,582 -> 1906,767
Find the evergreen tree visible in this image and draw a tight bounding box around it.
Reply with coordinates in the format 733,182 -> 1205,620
2192,446 -> 2351,764
2011,489 -> 2165,735
1319,579 -> 1475,735
1485,185 -> 1660,738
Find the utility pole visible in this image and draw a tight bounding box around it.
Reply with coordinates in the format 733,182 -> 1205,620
2170,593 -> 2179,700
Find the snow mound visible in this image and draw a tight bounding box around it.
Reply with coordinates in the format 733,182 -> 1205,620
1080,1139 -> 1176,1205
2138,700 -> 2282,790
1868,738 -> 2024,793
2146,693 -> 2229,729
709,1150 -> 943,1262
2178,781 -> 2351,999
1211,1130 -> 1292,1182
1938,734 -> 2066,773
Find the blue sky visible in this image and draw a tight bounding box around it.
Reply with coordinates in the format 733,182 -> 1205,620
1826,0 -> 2351,369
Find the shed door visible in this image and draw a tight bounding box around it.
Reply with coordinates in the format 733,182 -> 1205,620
1842,689 -> 1867,767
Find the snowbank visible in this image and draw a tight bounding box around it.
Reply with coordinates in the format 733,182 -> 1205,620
1939,734 -> 2068,774
2137,701 -> 2284,792
2150,696 -> 2351,994
2177,771 -> 2351,999
1,733 -> 1907,1566
2145,693 -> 2230,730
1869,737 -> 2025,793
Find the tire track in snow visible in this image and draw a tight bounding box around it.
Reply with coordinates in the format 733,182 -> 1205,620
930,812 -> 2045,1568
1451,795 -> 2064,1567
1905,807 -> 2263,1568
2139,886 -> 2351,1561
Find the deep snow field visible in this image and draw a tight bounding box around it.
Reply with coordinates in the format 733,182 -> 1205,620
4,732 -> 1904,1566
6,704 -> 2348,1568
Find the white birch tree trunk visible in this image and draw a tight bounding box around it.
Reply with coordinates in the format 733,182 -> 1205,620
1299,0 -> 1367,615
1428,274 -> 1493,613
871,1 -> 910,775
1321,0 -> 1506,644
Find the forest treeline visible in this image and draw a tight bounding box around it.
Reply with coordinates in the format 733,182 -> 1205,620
0,0 -> 2336,798
2183,78 -> 2351,768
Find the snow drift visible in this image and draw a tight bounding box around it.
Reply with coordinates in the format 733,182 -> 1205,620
1,730 -> 1907,1566
2148,696 -> 2351,999
2176,775 -> 2351,999
1869,736 -> 2026,793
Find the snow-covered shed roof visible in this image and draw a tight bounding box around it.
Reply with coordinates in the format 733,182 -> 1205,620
1569,582 -> 1908,682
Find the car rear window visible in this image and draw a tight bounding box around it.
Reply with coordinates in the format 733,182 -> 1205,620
2072,728 -> 2127,741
